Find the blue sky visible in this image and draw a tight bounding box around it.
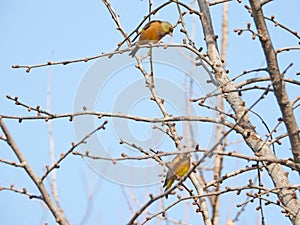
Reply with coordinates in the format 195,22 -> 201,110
1,1 -> 300,225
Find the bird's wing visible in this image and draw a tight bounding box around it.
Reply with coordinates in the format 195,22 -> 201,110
132,20 -> 160,43
142,20 -> 161,32
163,155 -> 183,187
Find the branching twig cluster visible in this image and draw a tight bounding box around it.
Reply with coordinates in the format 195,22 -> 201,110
2,0 -> 300,225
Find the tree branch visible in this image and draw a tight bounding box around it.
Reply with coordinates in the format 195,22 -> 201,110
249,0 -> 300,167
197,0 -> 300,224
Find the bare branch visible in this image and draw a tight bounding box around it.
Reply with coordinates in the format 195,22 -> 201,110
40,120 -> 108,181
0,185 -> 43,200
209,0 -> 232,6
212,2 -> 228,224
264,15 -> 300,39
0,158 -> 26,167
249,0 -> 300,194
260,0 -> 273,6
197,0 -> 300,224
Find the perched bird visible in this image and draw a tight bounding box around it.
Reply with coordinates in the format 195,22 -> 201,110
129,20 -> 173,57
163,153 -> 190,199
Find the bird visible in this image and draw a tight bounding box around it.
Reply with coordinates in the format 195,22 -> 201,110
163,153 -> 190,199
129,20 -> 173,57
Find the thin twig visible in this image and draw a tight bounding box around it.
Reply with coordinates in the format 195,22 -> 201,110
40,120 -> 108,181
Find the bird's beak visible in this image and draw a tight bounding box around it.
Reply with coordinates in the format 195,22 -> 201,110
169,32 -> 173,37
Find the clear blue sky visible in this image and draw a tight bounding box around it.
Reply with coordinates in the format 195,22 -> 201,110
1,1 -> 299,225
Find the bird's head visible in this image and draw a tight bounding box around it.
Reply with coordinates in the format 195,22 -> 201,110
162,21 -> 173,36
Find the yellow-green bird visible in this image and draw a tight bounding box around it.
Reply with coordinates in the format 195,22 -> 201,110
129,20 -> 173,57
163,153 -> 190,199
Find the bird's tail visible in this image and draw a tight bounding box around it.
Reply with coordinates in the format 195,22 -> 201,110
163,179 -> 173,199
129,46 -> 139,58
